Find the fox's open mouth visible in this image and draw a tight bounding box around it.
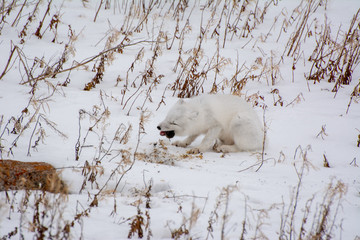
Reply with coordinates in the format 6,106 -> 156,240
160,130 -> 175,139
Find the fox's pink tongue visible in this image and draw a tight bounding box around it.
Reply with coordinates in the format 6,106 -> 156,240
160,131 -> 166,136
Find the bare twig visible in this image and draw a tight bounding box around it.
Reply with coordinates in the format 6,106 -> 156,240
256,105 -> 268,172
0,42 -> 17,80
94,0 -> 104,22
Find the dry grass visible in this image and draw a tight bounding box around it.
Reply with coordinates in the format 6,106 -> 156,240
0,0 -> 357,239
307,9 -> 360,94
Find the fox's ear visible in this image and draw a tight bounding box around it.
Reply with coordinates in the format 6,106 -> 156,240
189,111 -> 199,120
177,99 -> 185,104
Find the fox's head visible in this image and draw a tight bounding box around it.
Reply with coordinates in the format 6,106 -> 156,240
157,99 -> 198,138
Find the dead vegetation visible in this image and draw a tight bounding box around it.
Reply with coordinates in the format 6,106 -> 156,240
0,0 -> 358,239
278,146 -> 347,240
307,9 -> 360,94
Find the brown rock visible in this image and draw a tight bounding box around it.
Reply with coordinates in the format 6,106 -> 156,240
0,159 -> 66,193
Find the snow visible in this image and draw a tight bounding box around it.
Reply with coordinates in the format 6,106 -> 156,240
0,0 -> 359,239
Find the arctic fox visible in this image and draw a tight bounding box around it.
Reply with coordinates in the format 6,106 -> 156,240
157,94 -> 263,153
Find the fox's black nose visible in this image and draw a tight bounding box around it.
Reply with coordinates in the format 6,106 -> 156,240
157,126 -> 161,130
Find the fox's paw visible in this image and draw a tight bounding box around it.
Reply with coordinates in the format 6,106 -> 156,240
214,145 -> 222,153
215,146 -> 228,153
215,144 -> 238,153
187,148 -> 200,154
173,140 -> 189,148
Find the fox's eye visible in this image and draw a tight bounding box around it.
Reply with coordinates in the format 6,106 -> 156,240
170,121 -> 178,126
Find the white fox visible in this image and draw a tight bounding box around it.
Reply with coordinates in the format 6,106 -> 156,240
157,94 -> 263,153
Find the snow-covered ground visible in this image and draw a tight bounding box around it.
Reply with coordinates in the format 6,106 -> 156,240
0,0 -> 359,239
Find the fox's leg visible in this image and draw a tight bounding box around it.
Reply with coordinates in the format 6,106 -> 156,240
215,114 -> 262,153
189,126 -> 222,153
215,144 -> 239,153
173,135 -> 198,148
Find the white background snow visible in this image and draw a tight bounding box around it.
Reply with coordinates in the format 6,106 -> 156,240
0,0 -> 359,239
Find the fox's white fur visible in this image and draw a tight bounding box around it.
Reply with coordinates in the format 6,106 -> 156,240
157,94 -> 263,153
